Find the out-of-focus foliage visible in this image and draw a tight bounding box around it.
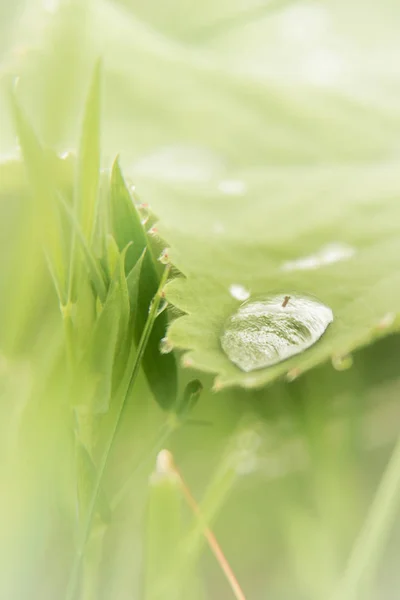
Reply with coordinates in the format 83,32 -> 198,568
1,2 -> 400,600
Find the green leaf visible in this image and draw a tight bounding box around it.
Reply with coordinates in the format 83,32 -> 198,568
77,442 -> 111,524
10,93 -> 66,300
126,249 -> 146,324
86,279 -> 121,414
144,452 -> 183,600
75,59 -> 102,242
58,194 -> 107,303
137,162 -> 400,390
110,159 -> 177,410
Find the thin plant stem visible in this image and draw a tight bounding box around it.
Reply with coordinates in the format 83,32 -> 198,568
164,451 -> 247,600
65,265 -> 171,600
332,431 -> 400,600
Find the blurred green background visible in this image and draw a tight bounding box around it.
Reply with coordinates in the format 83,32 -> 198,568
1,1 -> 400,599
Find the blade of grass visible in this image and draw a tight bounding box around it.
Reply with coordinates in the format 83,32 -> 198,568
76,59 -> 102,242
10,92 -> 76,368
10,91 -> 66,301
111,380 -> 204,511
58,194 -> 107,303
110,158 -> 177,410
143,450 -> 183,600
67,59 -> 102,302
65,264 -> 171,600
332,432 -> 400,600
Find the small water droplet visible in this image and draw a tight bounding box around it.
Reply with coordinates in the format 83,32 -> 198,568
158,249 -> 170,265
148,226 -> 158,237
376,312 -> 396,331
59,149 -> 73,160
156,299 -> 168,317
281,243 -> 355,272
217,179 -> 247,196
332,354 -> 353,371
220,293 -> 333,372
138,203 -> 150,225
159,337 -> 173,354
229,284 -> 250,301
182,356 -> 194,368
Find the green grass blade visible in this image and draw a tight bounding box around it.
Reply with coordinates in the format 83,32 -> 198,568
58,194 -> 107,303
332,433 -> 400,600
87,282 -> 121,414
67,60 -> 102,304
144,451 -> 182,600
110,157 -> 148,274
76,59 -> 102,241
10,92 -> 66,301
110,159 -> 177,410
64,265 -> 171,600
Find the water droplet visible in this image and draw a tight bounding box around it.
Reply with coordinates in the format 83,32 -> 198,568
332,354 -> 353,371
229,284 -> 250,301
148,226 -> 158,237
158,248 -> 170,265
137,203 -> 150,225
59,150 -> 73,160
217,179 -> 247,196
156,299 -> 168,317
281,243 -> 355,272
220,294 -> 333,372
376,312 -> 396,331
159,337 -> 173,354
182,356 -> 194,368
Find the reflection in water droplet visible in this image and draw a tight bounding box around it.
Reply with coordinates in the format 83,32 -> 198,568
218,179 -> 247,196
229,284 -> 250,301
159,337 -> 173,354
281,243 -> 355,272
220,294 -> 333,372
332,354 -> 353,371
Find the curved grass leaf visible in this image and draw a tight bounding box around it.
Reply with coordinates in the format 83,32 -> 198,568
110,159 -> 177,410
10,93 -> 66,300
144,453 -> 182,600
58,194 -> 107,303
75,59 -> 102,242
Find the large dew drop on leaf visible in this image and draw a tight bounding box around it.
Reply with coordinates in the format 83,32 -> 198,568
220,294 -> 333,372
